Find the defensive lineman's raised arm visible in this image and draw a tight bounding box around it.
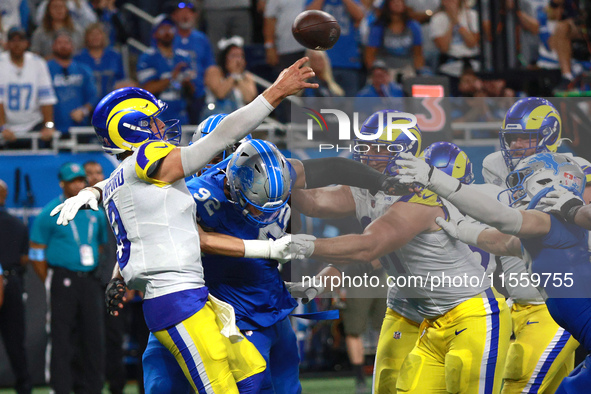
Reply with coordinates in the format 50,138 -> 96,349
395,152 -> 551,239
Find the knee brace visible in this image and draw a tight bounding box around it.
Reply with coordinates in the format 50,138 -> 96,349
445,350 -> 472,394
503,342 -> 529,381
396,353 -> 424,392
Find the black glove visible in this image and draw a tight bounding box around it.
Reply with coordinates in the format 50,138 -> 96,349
105,278 -> 126,316
375,174 -> 413,196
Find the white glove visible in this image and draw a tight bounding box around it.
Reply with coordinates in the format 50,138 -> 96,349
540,188 -> 584,222
50,188 -> 100,226
396,152 -> 461,198
289,234 -> 316,259
243,234 -> 316,264
395,152 -> 433,186
435,217 -> 486,246
285,281 -> 324,304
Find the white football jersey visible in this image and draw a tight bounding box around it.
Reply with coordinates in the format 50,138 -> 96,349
0,52 -> 57,134
102,141 -> 205,299
350,187 -> 491,319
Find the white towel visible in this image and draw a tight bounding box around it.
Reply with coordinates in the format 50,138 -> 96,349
208,294 -> 244,343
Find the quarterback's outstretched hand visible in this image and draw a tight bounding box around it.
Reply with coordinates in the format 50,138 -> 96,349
285,281 -> 324,304
540,188 -> 584,223
105,278 -> 127,316
50,189 -> 100,226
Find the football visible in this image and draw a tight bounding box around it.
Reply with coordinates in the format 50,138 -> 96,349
292,10 -> 341,51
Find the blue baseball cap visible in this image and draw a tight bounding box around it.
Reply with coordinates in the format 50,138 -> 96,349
59,162 -> 86,182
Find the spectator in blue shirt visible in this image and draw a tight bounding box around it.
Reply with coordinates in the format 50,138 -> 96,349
365,0 -> 425,77
74,23 -> 125,99
306,0 -> 365,96
47,31 -> 98,135
170,0 -> 216,124
137,17 -> 194,125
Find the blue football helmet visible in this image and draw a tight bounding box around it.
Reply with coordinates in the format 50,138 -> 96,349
353,109 -> 422,175
423,141 -> 474,185
500,97 -> 561,171
226,139 -> 291,227
92,87 -> 181,155
503,152 -> 584,209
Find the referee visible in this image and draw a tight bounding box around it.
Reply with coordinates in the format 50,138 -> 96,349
30,163 -> 109,394
0,178 -> 32,394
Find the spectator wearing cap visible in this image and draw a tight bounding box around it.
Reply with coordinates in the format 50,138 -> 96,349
0,27 -> 58,150
169,0 -> 216,124
30,162 -> 108,394
202,36 -> 258,118
47,31 -> 98,136
306,0 -> 365,96
74,23 -> 125,99
30,0 -> 84,59
365,0 -> 426,79
0,178 -> 32,394
357,59 -> 404,97
137,17 -> 194,125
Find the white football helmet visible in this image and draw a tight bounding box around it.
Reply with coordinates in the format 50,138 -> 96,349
504,152 -> 585,209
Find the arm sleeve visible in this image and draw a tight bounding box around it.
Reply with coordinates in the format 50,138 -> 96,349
302,157 -> 389,193
180,94 -> 274,177
431,168 -> 523,235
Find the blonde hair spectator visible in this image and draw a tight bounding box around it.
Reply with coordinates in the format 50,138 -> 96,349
305,49 -> 345,97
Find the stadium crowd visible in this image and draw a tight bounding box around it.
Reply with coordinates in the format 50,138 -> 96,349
0,0 -> 589,149
1,1 -> 591,394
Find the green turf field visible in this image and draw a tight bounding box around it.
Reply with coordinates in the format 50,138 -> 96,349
0,377 -> 359,394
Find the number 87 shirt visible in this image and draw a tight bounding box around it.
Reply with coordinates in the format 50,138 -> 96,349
0,51 -> 57,135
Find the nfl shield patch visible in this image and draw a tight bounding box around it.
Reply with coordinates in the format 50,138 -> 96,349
371,200 -> 376,208
393,331 -> 402,339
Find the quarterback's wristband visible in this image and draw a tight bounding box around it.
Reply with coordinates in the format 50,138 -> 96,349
243,239 -> 271,259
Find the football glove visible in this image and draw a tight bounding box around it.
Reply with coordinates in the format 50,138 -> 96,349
51,188 -> 100,226
105,277 -> 127,316
285,281 -> 324,304
540,188 -> 584,223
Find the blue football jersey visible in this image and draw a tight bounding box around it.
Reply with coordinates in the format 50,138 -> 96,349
521,214 -> 591,351
74,48 -> 125,99
47,60 -> 98,133
186,162 -> 296,331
